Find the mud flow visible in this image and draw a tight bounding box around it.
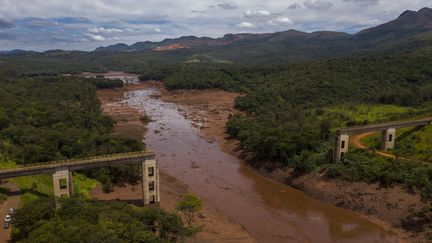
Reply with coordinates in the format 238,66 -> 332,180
117,87 -> 398,243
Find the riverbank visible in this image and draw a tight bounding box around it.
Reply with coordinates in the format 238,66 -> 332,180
96,83 -> 257,242
157,84 -> 428,242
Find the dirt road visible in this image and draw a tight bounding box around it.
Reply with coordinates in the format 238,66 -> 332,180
350,132 -> 396,158
0,182 -> 21,243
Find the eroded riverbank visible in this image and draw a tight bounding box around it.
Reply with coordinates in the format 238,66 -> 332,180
98,83 -> 402,242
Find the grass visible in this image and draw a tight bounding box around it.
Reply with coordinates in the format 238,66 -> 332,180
359,126 -> 432,162
322,103 -> 432,129
395,126 -> 432,162
1,159 -> 99,205
11,175 -> 54,206
10,173 -> 99,206
73,173 -> 99,198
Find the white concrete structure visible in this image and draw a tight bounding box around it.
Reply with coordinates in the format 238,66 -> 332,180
334,134 -> 349,162
381,128 -> 396,150
141,155 -> 160,205
53,168 -> 73,200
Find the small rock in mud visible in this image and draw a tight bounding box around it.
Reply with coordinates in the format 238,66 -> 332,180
191,162 -> 201,169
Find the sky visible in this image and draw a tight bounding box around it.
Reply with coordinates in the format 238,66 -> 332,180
0,0 -> 430,51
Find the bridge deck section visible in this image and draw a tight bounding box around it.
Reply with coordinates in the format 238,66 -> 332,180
337,117 -> 432,135
0,150 -> 154,179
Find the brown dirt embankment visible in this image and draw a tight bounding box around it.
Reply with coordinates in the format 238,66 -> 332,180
159,87 -> 428,242
158,84 -> 241,154
96,83 -> 256,243
97,83 -> 151,141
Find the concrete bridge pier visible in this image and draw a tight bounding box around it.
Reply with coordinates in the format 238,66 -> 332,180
141,156 -> 160,205
333,134 -> 349,162
381,128 -> 396,150
53,168 -> 73,204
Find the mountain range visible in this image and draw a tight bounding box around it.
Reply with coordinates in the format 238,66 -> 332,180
93,7 -> 432,63
2,7 -> 432,64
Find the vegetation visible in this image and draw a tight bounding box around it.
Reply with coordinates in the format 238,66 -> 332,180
11,175 -> 54,205
0,187 -> 7,203
139,53 -> 432,201
0,76 -> 142,163
176,194 -> 203,226
12,197 -> 193,242
327,150 -> 432,200
359,125 -> 432,162
395,126 -> 432,162
0,75 -> 145,192
402,206 -> 432,239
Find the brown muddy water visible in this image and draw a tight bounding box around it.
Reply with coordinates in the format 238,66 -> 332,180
120,87 -> 398,243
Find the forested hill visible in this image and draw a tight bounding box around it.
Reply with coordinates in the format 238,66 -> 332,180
92,7 -> 432,63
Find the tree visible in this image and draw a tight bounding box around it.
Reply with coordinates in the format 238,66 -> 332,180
176,194 -> 202,226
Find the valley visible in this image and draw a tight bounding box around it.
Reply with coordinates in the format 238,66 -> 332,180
1,5 -> 432,243
97,83 -> 415,242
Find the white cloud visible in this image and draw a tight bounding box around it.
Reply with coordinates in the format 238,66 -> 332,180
343,0 -> 380,6
358,18 -> 382,25
304,1 -> 334,10
236,21 -> 255,28
88,27 -> 123,34
244,10 -> 270,17
155,28 -> 161,33
85,33 -> 106,41
268,17 -> 292,25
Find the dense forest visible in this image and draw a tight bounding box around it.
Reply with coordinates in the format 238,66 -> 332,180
0,75 -> 144,192
12,197 -> 191,242
0,76 -> 141,163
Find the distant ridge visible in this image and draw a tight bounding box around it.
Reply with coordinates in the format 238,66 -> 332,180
2,7 -> 432,63
95,7 -> 432,55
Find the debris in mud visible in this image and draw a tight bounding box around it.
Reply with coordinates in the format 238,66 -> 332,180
191,162 -> 201,169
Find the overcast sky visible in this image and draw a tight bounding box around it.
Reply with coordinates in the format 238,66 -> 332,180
0,0 -> 430,51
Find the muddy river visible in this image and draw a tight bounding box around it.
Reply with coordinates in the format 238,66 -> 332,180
122,87 -> 398,242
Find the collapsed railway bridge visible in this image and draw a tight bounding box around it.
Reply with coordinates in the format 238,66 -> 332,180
333,117 -> 432,162
0,150 -> 160,206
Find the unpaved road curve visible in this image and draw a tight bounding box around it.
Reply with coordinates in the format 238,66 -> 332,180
350,132 -> 396,158
0,181 -> 21,243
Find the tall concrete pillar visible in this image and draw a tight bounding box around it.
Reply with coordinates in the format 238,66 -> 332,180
381,128 -> 396,150
333,134 -> 349,162
53,167 -> 73,201
141,155 -> 160,205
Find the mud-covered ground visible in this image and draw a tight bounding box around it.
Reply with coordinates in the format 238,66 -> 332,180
96,83 -> 256,243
